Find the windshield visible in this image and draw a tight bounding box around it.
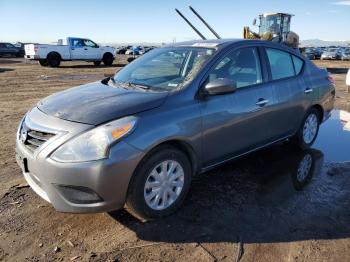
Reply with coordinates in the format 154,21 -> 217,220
305,48 -> 315,53
113,47 -> 215,91
326,48 -> 338,52
259,15 -> 281,35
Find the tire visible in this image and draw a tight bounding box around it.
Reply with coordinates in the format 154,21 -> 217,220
291,150 -> 315,191
102,53 -> 114,66
93,61 -> 101,66
47,52 -> 61,67
127,57 -> 135,63
126,145 -> 192,221
292,108 -> 320,150
38,60 -> 48,67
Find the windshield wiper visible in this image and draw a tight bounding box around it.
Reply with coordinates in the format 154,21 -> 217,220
108,78 -> 150,90
126,82 -> 150,90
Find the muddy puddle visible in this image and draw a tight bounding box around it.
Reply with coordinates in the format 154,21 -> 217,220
314,110 -> 350,163
108,140 -> 350,244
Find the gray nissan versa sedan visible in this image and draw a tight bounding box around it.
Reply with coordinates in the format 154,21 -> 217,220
16,39 -> 335,220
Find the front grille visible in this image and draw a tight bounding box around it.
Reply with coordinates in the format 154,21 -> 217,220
20,125 -> 56,152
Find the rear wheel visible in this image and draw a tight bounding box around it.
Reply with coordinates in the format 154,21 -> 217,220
102,53 -> 114,66
47,52 -> 61,67
293,108 -> 320,149
126,146 -> 191,221
38,60 -> 48,66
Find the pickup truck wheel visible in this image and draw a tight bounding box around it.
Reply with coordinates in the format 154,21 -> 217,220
47,53 -> 61,67
126,146 -> 191,221
38,60 -> 48,67
102,53 -> 114,66
93,61 -> 101,66
293,108 -> 320,149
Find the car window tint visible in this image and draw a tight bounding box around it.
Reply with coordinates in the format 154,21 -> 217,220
72,39 -> 84,47
266,48 -> 295,80
84,40 -> 97,48
292,55 -> 304,75
209,47 -> 262,88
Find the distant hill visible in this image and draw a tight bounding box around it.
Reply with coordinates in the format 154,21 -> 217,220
300,39 -> 350,47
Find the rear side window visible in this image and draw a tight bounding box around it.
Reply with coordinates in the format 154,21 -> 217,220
292,55 -> 304,75
266,48 -> 295,80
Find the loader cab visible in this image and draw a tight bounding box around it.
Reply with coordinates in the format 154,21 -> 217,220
258,13 -> 292,38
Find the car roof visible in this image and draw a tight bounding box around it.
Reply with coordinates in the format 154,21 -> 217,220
169,39 -> 241,49
166,38 -> 299,54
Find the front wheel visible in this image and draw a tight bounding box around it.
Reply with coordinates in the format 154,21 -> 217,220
102,53 -> 114,66
293,108 -> 320,149
126,146 -> 191,221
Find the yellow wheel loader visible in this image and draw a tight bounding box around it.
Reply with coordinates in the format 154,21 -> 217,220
243,13 -> 299,48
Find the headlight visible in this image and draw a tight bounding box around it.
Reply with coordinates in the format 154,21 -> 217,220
51,116 -> 137,163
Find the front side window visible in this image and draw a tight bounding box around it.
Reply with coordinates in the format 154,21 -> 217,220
84,39 -> 98,48
266,48 -> 295,80
208,47 -> 262,88
292,55 -> 304,75
5,43 -> 15,48
113,47 -> 215,91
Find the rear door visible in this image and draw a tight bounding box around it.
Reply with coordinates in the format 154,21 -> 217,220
200,46 -> 277,167
263,47 -> 310,139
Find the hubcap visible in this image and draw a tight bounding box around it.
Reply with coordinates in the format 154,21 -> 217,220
144,160 -> 185,210
302,114 -> 318,144
296,154 -> 312,182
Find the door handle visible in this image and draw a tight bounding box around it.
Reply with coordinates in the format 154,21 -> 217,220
304,88 -> 313,94
256,98 -> 269,107
71,48 -> 75,50
84,48 -> 88,50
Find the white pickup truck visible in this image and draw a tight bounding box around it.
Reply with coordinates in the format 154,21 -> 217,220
24,37 -> 116,67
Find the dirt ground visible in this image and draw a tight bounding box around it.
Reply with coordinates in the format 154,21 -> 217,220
0,57 -> 350,262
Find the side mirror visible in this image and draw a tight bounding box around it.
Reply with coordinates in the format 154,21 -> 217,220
204,78 -> 237,95
253,18 -> 257,26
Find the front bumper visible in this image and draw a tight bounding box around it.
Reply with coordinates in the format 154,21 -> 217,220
15,108 -> 144,213
321,56 -> 337,60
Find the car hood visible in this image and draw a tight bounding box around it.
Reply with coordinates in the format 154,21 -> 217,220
37,81 -> 168,125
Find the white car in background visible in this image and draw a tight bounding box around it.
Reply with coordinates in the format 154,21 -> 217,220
25,37 -> 116,67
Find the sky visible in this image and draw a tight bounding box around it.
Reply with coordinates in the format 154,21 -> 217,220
0,0 -> 349,44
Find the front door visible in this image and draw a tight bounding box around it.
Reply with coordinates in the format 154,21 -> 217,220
200,46 -> 276,167
82,39 -> 101,60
